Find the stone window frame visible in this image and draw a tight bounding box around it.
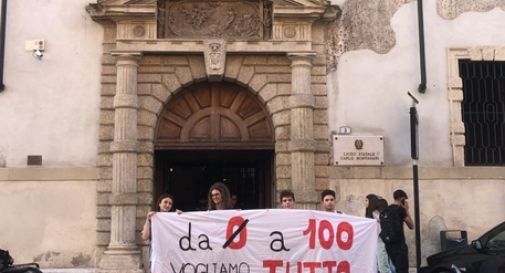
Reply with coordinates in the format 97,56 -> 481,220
447,46 -> 505,166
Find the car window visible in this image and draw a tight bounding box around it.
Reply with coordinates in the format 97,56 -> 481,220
486,229 -> 505,251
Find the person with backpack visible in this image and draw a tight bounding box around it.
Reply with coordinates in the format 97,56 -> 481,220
379,189 -> 414,273
365,194 -> 392,273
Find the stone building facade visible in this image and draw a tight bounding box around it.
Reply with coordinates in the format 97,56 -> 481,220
0,0 -> 504,271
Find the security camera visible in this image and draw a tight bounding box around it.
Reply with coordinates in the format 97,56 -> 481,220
33,49 -> 43,59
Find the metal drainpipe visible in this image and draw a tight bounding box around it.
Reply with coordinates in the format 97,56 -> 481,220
0,0 -> 7,91
417,0 -> 427,93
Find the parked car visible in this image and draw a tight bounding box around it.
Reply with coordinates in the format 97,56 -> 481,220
420,221 -> 505,273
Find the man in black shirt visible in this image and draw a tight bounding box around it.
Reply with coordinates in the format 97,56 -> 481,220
384,189 -> 414,273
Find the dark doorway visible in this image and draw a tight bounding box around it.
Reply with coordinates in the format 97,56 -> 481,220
154,150 -> 274,211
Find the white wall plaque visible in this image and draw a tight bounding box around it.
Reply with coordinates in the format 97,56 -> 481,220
333,135 -> 384,166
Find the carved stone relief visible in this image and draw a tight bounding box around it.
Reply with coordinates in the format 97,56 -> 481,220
437,0 -> 505,19
203,39 -> 226,81
157,0 -> 273,40
326,0 -> 413,71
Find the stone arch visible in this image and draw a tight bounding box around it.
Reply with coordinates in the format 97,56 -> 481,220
154,81 -> 274,149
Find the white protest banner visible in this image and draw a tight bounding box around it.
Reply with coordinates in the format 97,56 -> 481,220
151,209 -> 379,273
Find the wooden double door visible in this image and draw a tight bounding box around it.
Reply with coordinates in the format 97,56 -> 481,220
153,82 -> 275,210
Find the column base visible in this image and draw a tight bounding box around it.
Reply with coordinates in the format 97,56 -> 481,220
98,249 -> 144,273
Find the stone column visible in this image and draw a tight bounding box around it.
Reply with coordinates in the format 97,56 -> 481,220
288,53 -> 317,209
99,53 -> 143,273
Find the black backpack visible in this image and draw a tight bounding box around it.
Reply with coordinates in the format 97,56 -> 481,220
0,249 -> 13,270
379,205 -> 403,244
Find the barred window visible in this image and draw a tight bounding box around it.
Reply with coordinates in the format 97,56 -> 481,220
459,60 -> 505,165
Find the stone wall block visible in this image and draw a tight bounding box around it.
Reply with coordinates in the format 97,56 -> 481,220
96,232 -> 111,246
315,153 -> 330,165
97,179 -> 113,192
138,74 -> 162,83
275,141 -> 289,152
97,192 -> 111,205
102,54 -> 117,65
258,84 -> 277,102
137,167 -> 153,179
275,153 -> 291,165
138,110 -> 157,127
314,96 -> 328,108
267,74 -> 291,83
267,55 -> 290,65
100,110 -> 115,125
137,141 -> 154,153
102,65 -> 116,75
314,125 -> 329,140
99,125 -> 114,141
312,84 -> 327,95
137,179 -> 153,192
97,205 -> 111,218
138,192 -> 153,205
98,141 -> 111,154
103,24 -> 117,43
97,219 -> 112,232
175,66 -> 194,87
267,96 -> 289,114
313,109 -> 328,124
255,65 -> 291,74
276,178 -> 292,191
100,96 -> 114,110
311,44 -> 326,55
314,165 -> 329,178
138,66 -> 174,73
276,165 -> 292,179
97,154 -> 113,167
311,75 -> 327,84
315,178 -> 329,191
139,95 -> 163,115
187,56 -> 207,81
138,125 -> 154,141
137,153 -> 153,167
224,56 -> 244,81
243,56 -> 268,65
137,84 -> 152,96
163,56 -> 190,65
312,66 -> 326,76
249,74 -> 268,93
101,75 -> 117,84
140,56 -> 162,65
312,55 -> 326,66
101,84 -> 116,96
275,125 -> 290,140
162,74 -> 182,94
237,66 -> 255,85
152,84 -> 171,103
99,167 -> 113,180
277,83 -> 291,95
271,110 -> 290,126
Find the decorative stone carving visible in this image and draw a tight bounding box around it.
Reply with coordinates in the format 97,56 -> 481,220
157,0 -> 273,40
132,25 -> 145,37
437,0 -> 505,20
204,39 -> 226,81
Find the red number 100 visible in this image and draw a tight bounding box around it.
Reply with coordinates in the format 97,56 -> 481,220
303,219 -> 354,250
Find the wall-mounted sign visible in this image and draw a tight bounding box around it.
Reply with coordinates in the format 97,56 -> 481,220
333,136 -> 384,166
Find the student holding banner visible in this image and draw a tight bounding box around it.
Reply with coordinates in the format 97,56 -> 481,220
141,193 -> 177,240
208,182 -> 233,210
320,189 -> 344,214
279,190 -> 295,209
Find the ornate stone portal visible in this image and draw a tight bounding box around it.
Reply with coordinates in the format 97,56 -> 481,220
87,0 -> 337,271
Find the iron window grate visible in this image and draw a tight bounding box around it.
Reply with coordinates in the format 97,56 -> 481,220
459,60 -> 505,166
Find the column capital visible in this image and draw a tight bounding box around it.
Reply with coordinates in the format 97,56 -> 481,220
287,52 -> 316,66
111,51 -> 142,65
